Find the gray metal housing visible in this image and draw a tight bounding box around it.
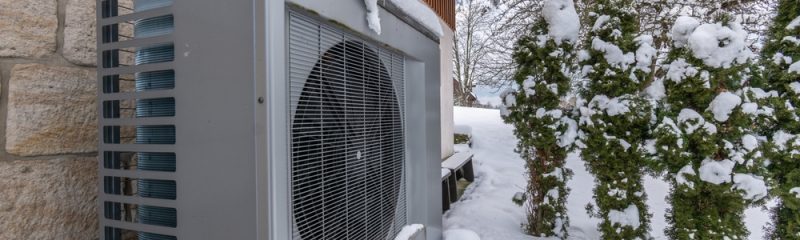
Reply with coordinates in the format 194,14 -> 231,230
96,0 -> 442,239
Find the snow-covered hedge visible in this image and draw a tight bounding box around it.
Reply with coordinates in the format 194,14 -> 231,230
501,0 -> 579,238
576,0 -> 655,238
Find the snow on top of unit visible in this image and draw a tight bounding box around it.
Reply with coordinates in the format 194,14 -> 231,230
441,168 -> 451,178
789,61 -> 800,74
365,0 -> 382,34
666,58 -> 699,83
592,15 -> 611,31
671,16 -> 701,48
733,173 -> 768,200
688,22 -> 752,68
790,187 -> 800,198
443,229 -> 481,240
542,0 -> 580,44
676,165 -> 696,188
591,38 -> 635,70
677,108 -> 716,134
389,0 -> 444,37
707,92 -> 742,122
786,16 -> 800,30
607,205 -> 641,229
364,0 -> 444,37
634,35 -> 657,73
742,134 -> 758,151
698,158 -> 735,185
394,224 -> 425,240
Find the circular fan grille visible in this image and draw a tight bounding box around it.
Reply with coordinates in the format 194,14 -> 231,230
291,40 -> 405,240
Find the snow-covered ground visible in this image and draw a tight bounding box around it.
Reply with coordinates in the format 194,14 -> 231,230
443,107 -> 773,239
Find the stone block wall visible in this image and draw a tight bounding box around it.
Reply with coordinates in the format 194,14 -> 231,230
0,0 -> 99,239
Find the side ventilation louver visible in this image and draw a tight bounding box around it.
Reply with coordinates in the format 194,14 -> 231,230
288,10 -> 408,240
99,0 -> 177,239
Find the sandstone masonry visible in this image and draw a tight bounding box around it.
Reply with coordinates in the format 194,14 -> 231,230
0,0 -> 99,238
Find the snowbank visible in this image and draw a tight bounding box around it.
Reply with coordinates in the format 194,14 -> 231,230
444,107 -> 532,239
455,125 -> 473,136
444,229 -> 481,240
445,107 -> 772,239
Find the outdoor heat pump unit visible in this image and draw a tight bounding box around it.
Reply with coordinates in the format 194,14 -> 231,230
96,0 -> 442,239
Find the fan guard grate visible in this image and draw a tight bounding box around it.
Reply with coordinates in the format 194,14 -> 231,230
288,10 -> 408,240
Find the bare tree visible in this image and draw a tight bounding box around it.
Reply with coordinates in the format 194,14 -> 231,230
453,0 -> 541,106
452,0 -> 776,106
453,0 -> 495,106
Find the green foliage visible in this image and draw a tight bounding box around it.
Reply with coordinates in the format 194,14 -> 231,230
763,136 -> 800,239
759,1 -> 800,238
454,134 -> 471,144
652,16 -> 768,239
502,14 -> 575,239
577,0 -> 654,238
512,192 -> 527,206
